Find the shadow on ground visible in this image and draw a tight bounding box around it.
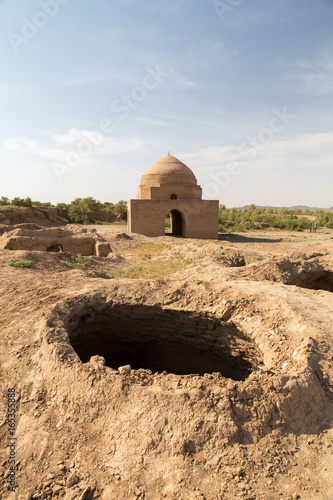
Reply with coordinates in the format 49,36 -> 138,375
218,233 -> 283,244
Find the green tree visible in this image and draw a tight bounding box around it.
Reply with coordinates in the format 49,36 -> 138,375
114,200 -> 127,220
81,197 -> 103,212
57,202 -> 70,210
104,203 -> 115,214
0,196 -> 10,206
230,207 -> 239,221
278,207 -> 289,216
11,196 -> 32,207
32,201 -> 54,207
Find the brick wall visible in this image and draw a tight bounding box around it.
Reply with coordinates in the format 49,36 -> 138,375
137,184 -> 202,200
128,199 -> 219,239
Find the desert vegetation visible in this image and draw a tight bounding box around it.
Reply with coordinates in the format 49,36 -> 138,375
218,203 -> 333,232
8,260 -> 33,268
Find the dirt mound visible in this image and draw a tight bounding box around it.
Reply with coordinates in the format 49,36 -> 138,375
114,232 -> 133,240
218,248 -> 246,267
0,206 -> 67,226
231,251 -> 333,292
0,225 -> 113,257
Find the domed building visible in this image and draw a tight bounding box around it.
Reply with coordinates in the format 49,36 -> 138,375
128,154 -> 219,239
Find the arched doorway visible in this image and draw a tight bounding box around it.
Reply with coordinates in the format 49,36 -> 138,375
165,209 -> 183,236
46,244 -> 63,253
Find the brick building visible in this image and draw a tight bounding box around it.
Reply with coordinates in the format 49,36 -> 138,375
127,154 -> 219,239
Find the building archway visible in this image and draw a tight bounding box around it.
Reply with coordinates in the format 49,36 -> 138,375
170,209 -> 183,236
46,244 -> 63,253
170,194 -> 177,200
165,210 -> 183,236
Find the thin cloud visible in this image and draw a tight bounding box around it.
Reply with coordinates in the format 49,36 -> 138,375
276,47 -> 333,95
181,132 -> 333,173
168,71 -> 199,89
2,130 -> 147,166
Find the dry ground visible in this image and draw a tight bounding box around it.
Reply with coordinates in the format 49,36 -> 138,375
0,225 -> 333,500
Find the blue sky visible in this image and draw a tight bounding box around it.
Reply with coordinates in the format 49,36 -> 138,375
1,0 -> 332,207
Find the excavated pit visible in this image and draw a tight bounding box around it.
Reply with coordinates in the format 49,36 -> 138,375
291,270 -> 333,292
66,304 -> 263,381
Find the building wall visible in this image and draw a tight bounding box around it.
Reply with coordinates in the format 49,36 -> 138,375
139,173 -> 198,187
150,184 -> 202,200
137,184 -> 202,200
128,199 -> 219,239
85,211 -> 117,223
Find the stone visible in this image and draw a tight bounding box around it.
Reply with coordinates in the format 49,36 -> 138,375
118,365 -> 131,375
89,355 -> 105,369
79,488 -> 94,500
221,304 -> 233,320
52,484 -> 63,494
95,241 -> 112,257
67,473 -> 80,488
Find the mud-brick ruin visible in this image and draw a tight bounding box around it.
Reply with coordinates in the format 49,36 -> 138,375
128,154 -> 219,239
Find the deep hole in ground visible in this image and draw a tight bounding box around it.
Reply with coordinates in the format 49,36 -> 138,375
46,244 -> 63,253
66,304 -> 263,380
291,270 -> 333,292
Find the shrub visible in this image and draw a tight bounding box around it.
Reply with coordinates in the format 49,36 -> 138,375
0,196 -> 10,206
108,269 -> 126,279
11,197 -> 32,207
60,260 -> 73,268
74,254 -> 86,269
9,260 -> 33,268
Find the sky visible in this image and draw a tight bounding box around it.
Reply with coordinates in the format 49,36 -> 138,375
0,0 -> 333,208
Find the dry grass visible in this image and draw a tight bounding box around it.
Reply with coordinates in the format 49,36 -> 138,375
108,256 -> 191,280
127,240 -> 170,261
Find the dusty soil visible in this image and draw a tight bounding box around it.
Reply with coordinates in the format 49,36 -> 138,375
0,223 -> 333,500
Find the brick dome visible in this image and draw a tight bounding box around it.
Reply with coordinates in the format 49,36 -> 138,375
141,154 -> 197,183
137,154 -> 202,200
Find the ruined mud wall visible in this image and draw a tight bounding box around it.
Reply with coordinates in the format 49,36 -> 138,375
0,206 -> 68,226
84,211 -> 117,223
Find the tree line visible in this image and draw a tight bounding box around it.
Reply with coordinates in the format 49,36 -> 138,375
0,196 -> 127,223
218,204 -> 333,232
